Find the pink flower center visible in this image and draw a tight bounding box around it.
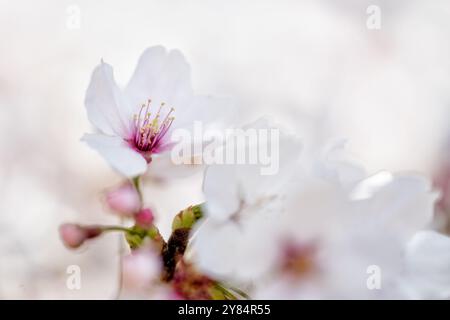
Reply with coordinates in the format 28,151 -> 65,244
130,99 -> 175,160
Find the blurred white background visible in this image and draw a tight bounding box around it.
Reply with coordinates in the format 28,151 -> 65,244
0,0 -> 449,298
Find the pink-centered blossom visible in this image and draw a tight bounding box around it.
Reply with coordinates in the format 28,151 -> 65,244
82,46 -> 234,178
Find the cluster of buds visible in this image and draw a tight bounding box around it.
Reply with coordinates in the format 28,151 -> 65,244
59,178 -> 157,249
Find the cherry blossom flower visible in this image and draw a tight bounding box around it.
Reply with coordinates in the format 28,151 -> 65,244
82,46 -> 233,178
59,223 -> 102,249
254,152 -> 441,299
401,230 -> 450,299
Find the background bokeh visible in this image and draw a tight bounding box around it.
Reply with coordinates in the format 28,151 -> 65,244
0,0 -> 449,298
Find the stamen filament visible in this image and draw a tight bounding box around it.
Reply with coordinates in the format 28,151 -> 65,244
131,99 -> 175,153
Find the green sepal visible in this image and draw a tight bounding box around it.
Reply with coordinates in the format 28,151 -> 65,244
171,204 -> 204,231
125,232 -> 144,250
125,225 -> 163,250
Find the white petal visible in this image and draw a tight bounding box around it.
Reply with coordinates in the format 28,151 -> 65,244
358,174 -> 438,240
234,118 -> 302,203
193,219 -> 240,278
85,62 -> 133,137
125,46 -> 193,112
405,231 -> 450,298
350,171 -> 394,200
201,118 -> 302,220
317,139 -> 367,189
82,133 -> 147,177
171,95 -> 236,131
203,165 -> 240,221
123,249 -> 162,289
193,213 -> 280,282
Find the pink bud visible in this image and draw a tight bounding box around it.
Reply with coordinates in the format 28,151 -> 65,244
105,183 -> 141,216
135,208 -> 154,229
59,223 -> 102,249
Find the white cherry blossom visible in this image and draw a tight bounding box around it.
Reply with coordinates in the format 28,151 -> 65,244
83,46 -> 233,178
255,151 -> 441,299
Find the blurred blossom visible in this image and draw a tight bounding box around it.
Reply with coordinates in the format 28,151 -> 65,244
122,246 -> 162,290
59,224 -> 102,249
263,148 -> 446,299
105,182 -> 141,216
193,119 -> 302,281
82,46 -> 234,178
402,231 -> 450,299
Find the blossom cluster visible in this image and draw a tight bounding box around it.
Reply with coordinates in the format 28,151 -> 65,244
60,46 -> 450,300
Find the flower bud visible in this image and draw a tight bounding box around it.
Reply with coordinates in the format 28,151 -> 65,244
105,182 -> 141,216
135,208 -> 154,229
59,223 -> 102,249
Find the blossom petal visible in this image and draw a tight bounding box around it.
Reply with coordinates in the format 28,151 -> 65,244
405,231 -> 450,298
82,133 -> 147,177
85,61 -> 133,137
317,139 -> 366,189
202,118 -> 302,221
193,219 -> 240,277
146,152 -> 204,180
125,46 -> 193,113
228,118 -> 302,204
193,210 -> 280,281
